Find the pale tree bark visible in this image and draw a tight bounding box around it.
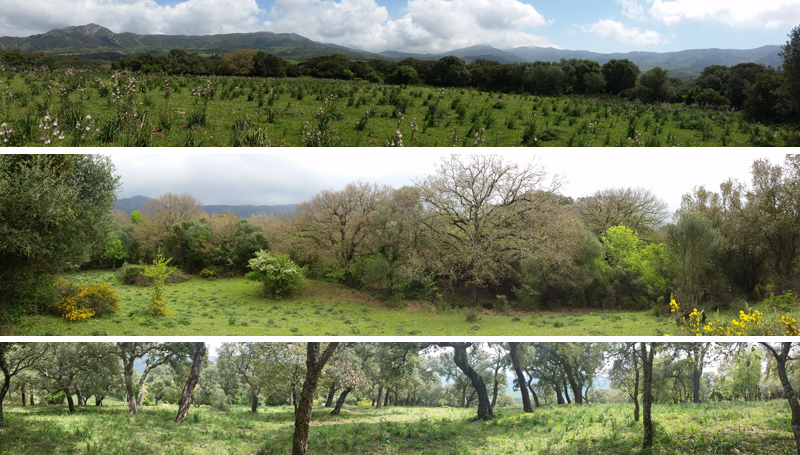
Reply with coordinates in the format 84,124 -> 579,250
292,343 -> 339,455
175,343 -> 206,423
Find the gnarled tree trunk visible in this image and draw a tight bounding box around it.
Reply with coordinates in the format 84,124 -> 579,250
330,387 -> 352,415
292,342 -> 339,455
175,342 -> 206,423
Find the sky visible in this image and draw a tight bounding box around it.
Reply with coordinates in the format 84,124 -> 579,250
110,150 -> 790,215
1,0 -> 798,54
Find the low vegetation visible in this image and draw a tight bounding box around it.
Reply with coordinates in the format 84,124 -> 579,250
0,399 -> 794,455
13,271 -> 798,336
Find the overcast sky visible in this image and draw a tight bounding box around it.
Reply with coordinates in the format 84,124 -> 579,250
2,0 -> 798,54
109,150 -> 790,214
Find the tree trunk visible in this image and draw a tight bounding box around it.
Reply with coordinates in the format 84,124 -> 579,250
563,381 -> 571,404
383,387 -> 391,407
292,343 -> 339,455
509,343 -> 532,413
0,375 -> 9,428
175,342 -> 206,423
376,384 -> 383,410
760,342 -> 800,455
441,343 -> 493,420
21,384 -> 26,407
325,384 -> 336,407
554,382 -> 565,405
641,342 -> 655,450
562,359 -> 583,405
138,390 -> 145,407
461,385 -> 468,407
530,388 -> 540,407
491,377 -> 499,408
633,361 -> 640,422
125,363 -> 138,415
96,395 -> 104,406
330,387 -> 352,415
30,390 -> 34,406
469,282 -> 479,307
65,387 -> 75,414
251,391 -> 259,413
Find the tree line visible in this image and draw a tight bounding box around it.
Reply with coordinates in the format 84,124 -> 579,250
2,342 -> 799,454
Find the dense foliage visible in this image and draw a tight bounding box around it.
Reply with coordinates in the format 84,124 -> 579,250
0,155 -> 120,325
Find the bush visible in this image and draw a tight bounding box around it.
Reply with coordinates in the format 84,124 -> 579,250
58,281 -> 120,321
465,306 -> 481,323
495,295 -> 510,313
246,250 -> 306,297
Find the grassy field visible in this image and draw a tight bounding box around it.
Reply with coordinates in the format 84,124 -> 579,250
0,398 -> 793,454
15,270 -> 794,336
0,70 -> 790,147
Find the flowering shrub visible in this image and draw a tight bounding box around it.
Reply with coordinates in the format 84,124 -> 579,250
669,298 -> 797,336
58,281 -> 119,322
246,250 -> 306,297
200,268 -> 215,279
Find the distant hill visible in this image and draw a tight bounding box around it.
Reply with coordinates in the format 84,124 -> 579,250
114,195 -> 151,214
0,24 -> 383,62
203,204 -> 296,218
115,195 -> 295,218
381,45 -> 527,64
505,45 -> 782,79
2,24 -> 782,78
382,44 -> 782,79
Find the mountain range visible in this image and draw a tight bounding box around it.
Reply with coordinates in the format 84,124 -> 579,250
115,195 -> 295,219
0,24 -> 784,78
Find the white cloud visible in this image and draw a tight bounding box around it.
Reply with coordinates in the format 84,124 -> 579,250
266,0 -> 558,52
0,0 -> 558,53
0,0 -> 262,36
616,0 -> 647,20
648,0 -> 800,29
581,19 -> 667,46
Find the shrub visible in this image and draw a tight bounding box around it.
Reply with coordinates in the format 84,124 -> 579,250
669,298 -> 799,336
246,250 -> 306,297
465,306 -> 481,323
199,268 -> 216,279
58,281 -> 120,321
495,295 -> 510,313
143,253 -> 176,316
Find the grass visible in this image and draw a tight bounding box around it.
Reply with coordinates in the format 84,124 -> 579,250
0,70 -> 790,147
16,270 -> 797,336
0,399 -> 794,454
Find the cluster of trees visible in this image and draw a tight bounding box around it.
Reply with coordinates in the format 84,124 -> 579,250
259,154 -> 799,311
2,342 -> 799,454
104,192 -> 270,275
6,154 -> 800,326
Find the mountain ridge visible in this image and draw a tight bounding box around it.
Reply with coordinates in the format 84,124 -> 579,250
115,195 -> 296,219
0,24 -> 783,78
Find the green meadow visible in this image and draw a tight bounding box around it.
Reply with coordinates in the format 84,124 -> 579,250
0,398 -> 793,455
17,270 -> 794,336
